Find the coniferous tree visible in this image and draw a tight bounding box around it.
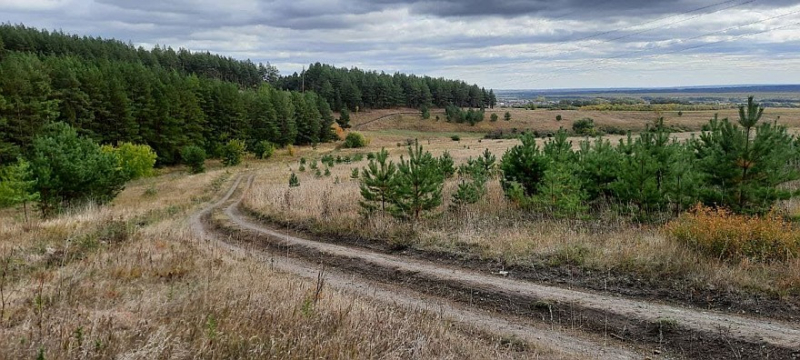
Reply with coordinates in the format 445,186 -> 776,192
451,179 -> 483,209
438,151 -> 455,179
0,158 -> 39,222
221,139 -> 246,166
181,145 -> 206,174
29,123 -> 127,216
337,108 -> 351,129
359,148 -> 396,214
576,137 -> 622,201
391,141 -> 444,220
693,97 -> 799,213
0,53 -> 59,164
289,172 -> 300,187
245,85 -> 278,149
500,133 -> 549,196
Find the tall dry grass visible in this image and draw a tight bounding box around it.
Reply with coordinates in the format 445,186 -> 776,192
0,166 -> 555,359
243,148 -> 800,298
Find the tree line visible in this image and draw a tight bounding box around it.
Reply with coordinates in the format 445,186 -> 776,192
0,51 -> 335,165
0,24 -> 495,167
0,24 -> 277,88
279,62 -> 497,112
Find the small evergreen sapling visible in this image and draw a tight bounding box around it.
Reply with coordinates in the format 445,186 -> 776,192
289,172 -> 300,187
390,141 -> 444,220
181,145 -> 206,174
359,148 -> 397,214
0,158 -> 39,222
438,151 -> 456,179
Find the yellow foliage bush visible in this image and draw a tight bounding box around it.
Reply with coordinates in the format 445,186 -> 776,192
332,123 -> 346,140
664,204 -> 800,263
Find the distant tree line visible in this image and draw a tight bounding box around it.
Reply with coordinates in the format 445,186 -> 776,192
279,62 -> 497,112
0,24 -> 278,88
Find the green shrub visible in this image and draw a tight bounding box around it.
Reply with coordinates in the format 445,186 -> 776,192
438,151 -> 456,178
102,142 -> 157,180
181,145 -> 207,174
289,172 -> 300,187
450,135 -> 461,142
29,123 -> 127,216
490,113 -> 499,122
500,133 -> 549,197
421,106 -> 430,120
253,140 -> 276,159
222,139 -> 246,166
572,118 -> 596,136
343,132 -> 368,148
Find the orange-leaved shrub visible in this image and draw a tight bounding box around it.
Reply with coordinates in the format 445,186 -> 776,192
664,204 -> 800,263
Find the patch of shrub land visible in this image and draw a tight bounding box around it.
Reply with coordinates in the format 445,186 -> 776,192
243,97 -> 800,314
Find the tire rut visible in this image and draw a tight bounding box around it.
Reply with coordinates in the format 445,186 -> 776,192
198,174 -> 800,359
191,173 -> 644,360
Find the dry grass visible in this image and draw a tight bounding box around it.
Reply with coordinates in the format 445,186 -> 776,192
352,107 -> 800,137
243,143 -> 800,298
0,166 -> 547,359
665,204 -> 800,263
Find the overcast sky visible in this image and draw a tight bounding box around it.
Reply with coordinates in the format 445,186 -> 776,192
3,0 -> 800,89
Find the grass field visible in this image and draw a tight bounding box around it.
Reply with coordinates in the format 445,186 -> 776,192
0,164 -> 549,359
352,107 -> 800,135
243,109 -> 800,311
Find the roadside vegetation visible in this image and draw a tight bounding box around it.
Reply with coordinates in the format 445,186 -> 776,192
243,97 -> 800,306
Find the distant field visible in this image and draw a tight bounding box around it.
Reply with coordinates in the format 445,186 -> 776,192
351,107 -> 800,135
496,86 -> 800,104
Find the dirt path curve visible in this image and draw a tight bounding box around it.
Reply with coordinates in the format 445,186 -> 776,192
353,112 -> 420,130
190,174 -> 644,360
218,175 -> 800,359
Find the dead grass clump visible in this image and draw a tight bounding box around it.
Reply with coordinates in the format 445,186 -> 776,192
665,204 -> 800,263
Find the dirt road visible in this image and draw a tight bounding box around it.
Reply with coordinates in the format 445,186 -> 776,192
195,174 -> 800,359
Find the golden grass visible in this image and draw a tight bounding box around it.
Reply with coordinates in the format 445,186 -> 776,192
0,165 -> 555,359
665,204 -> 800,263
243,144 -> 800,298
352,107 -> 800,137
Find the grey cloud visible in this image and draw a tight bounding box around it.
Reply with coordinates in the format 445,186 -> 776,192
2,0 -> 798,89
375,0 -> 800,19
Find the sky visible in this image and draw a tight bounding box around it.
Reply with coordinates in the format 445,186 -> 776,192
3,0 -> 800,89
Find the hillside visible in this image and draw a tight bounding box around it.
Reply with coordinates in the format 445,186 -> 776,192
0,24 -> 492,165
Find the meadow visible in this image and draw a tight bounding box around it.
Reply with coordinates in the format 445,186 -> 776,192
0,164 -> 546,359
243,107 -> 800,317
